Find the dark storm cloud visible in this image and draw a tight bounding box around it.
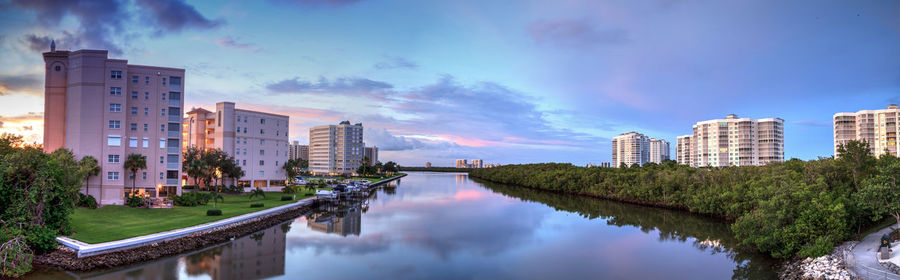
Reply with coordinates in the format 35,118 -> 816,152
135,0 -> 224,34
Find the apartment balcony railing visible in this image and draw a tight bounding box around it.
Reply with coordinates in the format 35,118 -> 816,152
168,99 -> 180,107
166,178 -> 179,185
167,146 -> 180,154
168,131 -> 180,138
167,162 -> 179,170
168,115 -> 181,122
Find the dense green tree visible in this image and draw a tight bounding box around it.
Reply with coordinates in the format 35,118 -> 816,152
854,158 -> 900,229
836,140 -> 876,190
77,156 -> 100,198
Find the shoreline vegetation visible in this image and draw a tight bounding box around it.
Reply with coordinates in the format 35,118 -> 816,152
469,141 -> 900,260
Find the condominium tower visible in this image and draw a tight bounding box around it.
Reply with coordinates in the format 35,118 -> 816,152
456,159 -> 468,168
676,114 -> 784,167
309,121 -> 364,175
833,104 -> 900,157
364,146 -> 379,165
288,141 -> 309,161
183,102 -> 290,188
611,132 -> 670,167
42,46 -> 184,205
470,159 -> 484,168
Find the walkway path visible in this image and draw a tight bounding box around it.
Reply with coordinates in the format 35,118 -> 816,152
849,224 -> 900,279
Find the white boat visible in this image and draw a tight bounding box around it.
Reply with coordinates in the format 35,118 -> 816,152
315,189 -> 336,199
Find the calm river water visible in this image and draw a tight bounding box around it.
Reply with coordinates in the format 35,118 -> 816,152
33,172 -> 780,279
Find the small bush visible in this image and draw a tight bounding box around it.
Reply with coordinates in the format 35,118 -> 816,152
206,209 -> 222,216
281,196 -> 293,201
223,185 -> 243,194
125,194 -> 143,208
250,203 -> 264,208
182,185 -> 195,190
25,225 -> 58,254
173,192 -> 214,207
77,193 -> 98,209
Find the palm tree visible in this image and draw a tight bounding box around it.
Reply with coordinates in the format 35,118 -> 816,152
249,188 -> 266,203
124,153 -> 147,196
209,192 -> 224,209
78,156 -> 101,195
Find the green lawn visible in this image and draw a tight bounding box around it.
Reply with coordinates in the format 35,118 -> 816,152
69,190 -> 319,244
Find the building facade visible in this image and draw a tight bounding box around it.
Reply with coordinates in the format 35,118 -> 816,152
288,141 -> 309,161
455,159 -> 468,168
309,121 -> 364,175
425,162 -> 432,168
677,114 -> 784,167
42,47 -> 184,205
833,105 -> 899,158
611,132 -> 669,167
183,102 -> 290,188
364,146 -> 379,165
676,135 -> 692,166
470,159 -> 483,168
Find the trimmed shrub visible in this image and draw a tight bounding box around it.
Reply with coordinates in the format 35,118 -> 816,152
24,225 -> 58,254
125,194 -> 143,208
281,195 -> 293,201
206,209 -> 222,216
77,193 -> 98,209
250,203 -> 264,208
223,185 -> 243,194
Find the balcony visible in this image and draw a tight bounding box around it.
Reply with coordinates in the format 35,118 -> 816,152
168,115 -> 181,122
167,162 -> 179,170
167,146 -> 180,154
168,131 -> 180,138
168,99 -> 180,107
166,178 -> 179,185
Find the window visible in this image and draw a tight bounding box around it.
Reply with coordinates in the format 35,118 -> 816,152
236,126 -> 240,133
107,172 -> 119,180
110,87 -> 122,96
108,136 -> 121,146
142,138 -> 149,148
130,107 -> 137,115
108,120 -> 120,129
162,77 -> 166,85
260,129 -> 264,134
144,108 -> 148,116
259,160 -> 264,166
160,156 -> 164,164
108,154 -> 120,163
132,76 -> 138,83
130,123 -> 137,131
159,172 -> 164,180
142,172 -> 147,180
161,109 -> 166,116
129,137 -> 138,147
260,139 -> 265,145
55,65 -> 61,71
144,92 -> 149,100
170,77 -> 181,85
242,160 -> 246,166
243,148 -> 247,155
162,93 -> 166,100
260,118 -> 266,124
161,125 -> 165,132
243,138 -> 247,144
260,150 -> 264,155
110,70 -> 122,79
131,91 -> 138,99
145,76 -> 150,84
243,127 -> 247,133
159,138 -> 166,148
259,171 -> 264,177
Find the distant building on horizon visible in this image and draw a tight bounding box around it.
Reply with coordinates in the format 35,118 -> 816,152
676,114 -> 784,167
288,141 -> 308,161
42,47 -> 184,205
600,162 -> 611,168
455,159 -> 467,168
611,131 -> 669,167
425,162 -> 432,168
833,104 -> 899,158
470,159 -> 483,168
309,121 -> 363,175
364,146 -> 379,165
184,102 -> 289,189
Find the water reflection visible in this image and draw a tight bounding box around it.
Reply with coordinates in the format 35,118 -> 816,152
32,172 -> 780,280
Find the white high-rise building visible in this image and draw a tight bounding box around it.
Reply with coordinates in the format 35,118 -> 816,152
611,132 -> 669,167
677,114 -> 784,167
833,105 -> 899,158
309,121 -> 364,175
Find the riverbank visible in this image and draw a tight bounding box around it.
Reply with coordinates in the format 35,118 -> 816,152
33,199 -> 318,271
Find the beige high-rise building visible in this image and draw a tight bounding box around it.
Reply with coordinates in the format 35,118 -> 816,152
455,159 -> 468,168
676,135 -> 693,166
425,162 -> 432,168
288,141 -> 309,161
470,159 -> 483,168
183,102 -> 289,188
833,104 -> 900,158
364,146 -> 379,165
677,114 -> 784,167
42,46 -> 184,205
309,121 -> 364,175
611,132 -> 669,167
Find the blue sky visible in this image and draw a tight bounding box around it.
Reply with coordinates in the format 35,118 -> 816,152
0,0 -> 898,166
